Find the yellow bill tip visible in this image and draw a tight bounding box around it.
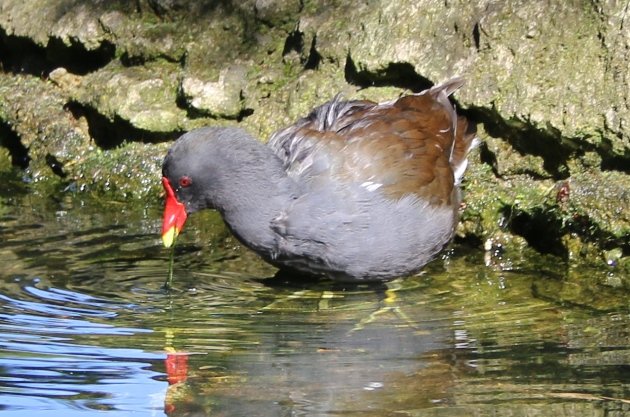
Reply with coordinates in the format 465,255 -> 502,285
162,226 -> 179,248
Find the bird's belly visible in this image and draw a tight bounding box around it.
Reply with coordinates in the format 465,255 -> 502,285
269,196 -> 458,282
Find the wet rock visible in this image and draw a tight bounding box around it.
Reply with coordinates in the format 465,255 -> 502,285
0,1 -> 107,49
70,61 -> 187,133
255,0 -> 302,28
0,147 -> 11,172
180,65 -> 247,118
49,67 -> 81,90
569,170 -> 630,239
0,72 -> 90,182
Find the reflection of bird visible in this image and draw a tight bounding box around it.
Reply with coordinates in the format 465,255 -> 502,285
161,78 -> 477,282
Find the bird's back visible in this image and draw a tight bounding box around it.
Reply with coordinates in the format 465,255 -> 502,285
268,78 -> 477,206
265,79 -> 477,281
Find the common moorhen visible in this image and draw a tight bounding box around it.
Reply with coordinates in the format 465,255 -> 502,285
161,78 -> 477,282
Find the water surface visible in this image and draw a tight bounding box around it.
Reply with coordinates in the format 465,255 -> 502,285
0,185 -> 628,416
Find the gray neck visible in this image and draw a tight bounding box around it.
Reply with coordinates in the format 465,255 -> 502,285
205,140 -> 296,255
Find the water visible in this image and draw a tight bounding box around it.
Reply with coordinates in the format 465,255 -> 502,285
0,184 -> 629,416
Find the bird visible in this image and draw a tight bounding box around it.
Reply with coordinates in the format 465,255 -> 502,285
161,77 -> 477,282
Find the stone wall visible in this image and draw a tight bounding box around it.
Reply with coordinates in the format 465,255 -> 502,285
0,0 -> 628,279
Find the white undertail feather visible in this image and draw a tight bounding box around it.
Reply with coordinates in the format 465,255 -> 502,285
427,77 -> 479,185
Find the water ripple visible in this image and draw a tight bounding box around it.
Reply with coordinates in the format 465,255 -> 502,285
1,194 -> 629,417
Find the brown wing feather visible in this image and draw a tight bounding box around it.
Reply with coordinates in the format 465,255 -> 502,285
268,79 -> 476,206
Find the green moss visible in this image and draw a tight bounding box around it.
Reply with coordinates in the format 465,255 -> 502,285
71,141 -> 168,200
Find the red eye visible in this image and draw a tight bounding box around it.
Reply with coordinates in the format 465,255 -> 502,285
179,176 -> 192,188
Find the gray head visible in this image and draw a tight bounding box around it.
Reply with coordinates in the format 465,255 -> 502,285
161,126 -> 297,253
162,127 -> 284,214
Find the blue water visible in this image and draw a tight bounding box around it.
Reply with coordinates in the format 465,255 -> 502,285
0,190 -> 629,416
